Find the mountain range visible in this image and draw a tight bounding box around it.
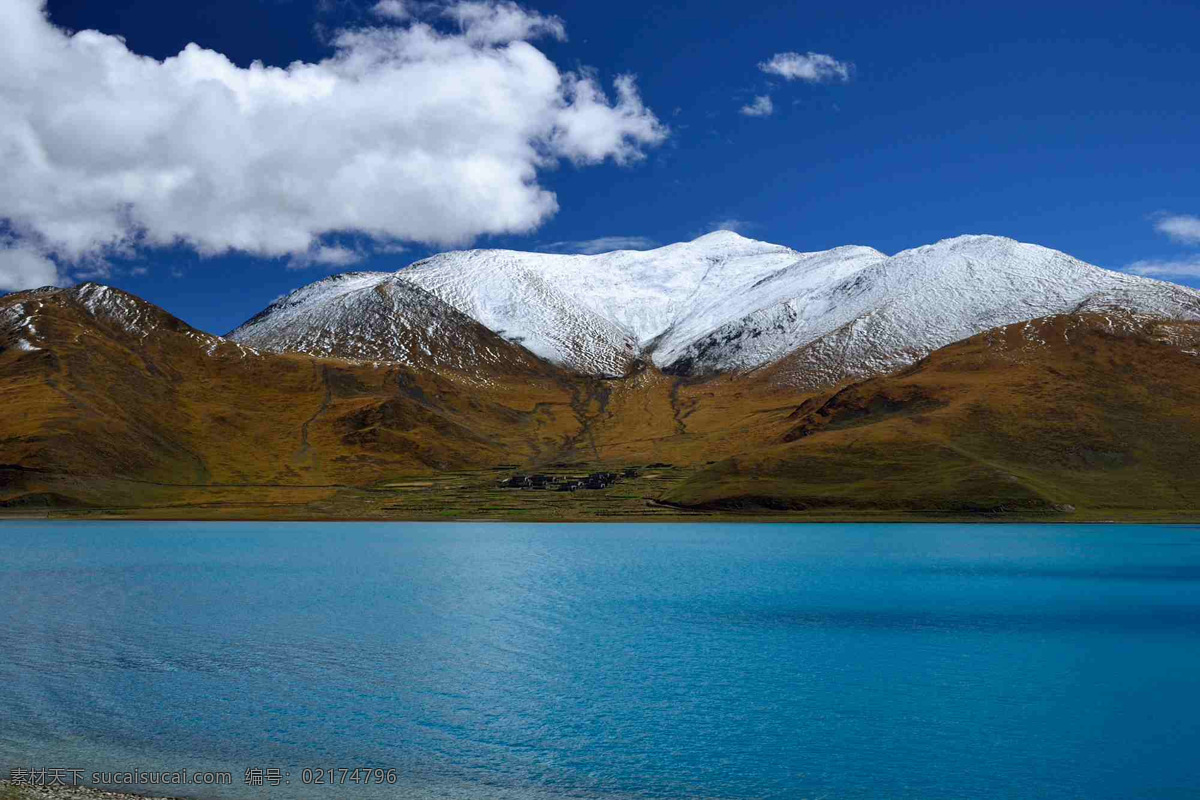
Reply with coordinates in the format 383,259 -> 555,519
229,231 -> 1200,386
3,232 -> 1200,520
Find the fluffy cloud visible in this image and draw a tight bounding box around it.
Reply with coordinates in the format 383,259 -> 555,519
1155,214 -> 1200,246
1126,257 -> 1200,278
0,0 -> 665,266
442,1 -> 565,43
739,95 -> 774,117
0,244 -> 60,291
371,0 -> 409,20
759,51 -> 852,83
541,235 -> 658,254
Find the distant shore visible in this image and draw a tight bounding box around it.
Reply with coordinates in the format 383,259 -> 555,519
4,509 -> 1200,524
6,460 -> 1200,525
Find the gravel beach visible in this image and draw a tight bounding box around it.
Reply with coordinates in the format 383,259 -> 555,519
1,782 -> 182,800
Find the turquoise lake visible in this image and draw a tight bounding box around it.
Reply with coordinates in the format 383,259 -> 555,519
2,522 -> 1199,799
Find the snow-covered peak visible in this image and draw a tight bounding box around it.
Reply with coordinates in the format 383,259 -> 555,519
910,232 -> 1017,250
229,233 -> 1200,383
684,229 -> 769,248
692,228 -> 748,242
239,272 -> 391,327
673,234 -> 1200,384
228,270 -> 554,376
389,232 -> 815,371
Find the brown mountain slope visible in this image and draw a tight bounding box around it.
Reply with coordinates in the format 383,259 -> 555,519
663,313 -> 1200,515
0,285 -> 589,503
3,285 -> 1200,519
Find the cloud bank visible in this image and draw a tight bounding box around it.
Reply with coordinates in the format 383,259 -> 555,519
0,0 -> 666,286
759,51 -> 852,83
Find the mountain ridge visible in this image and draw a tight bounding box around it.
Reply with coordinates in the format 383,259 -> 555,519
227,232 -> 1200,384
5,280 -> 1200,520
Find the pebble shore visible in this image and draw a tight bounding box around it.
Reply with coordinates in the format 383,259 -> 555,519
1,781 -> 181,800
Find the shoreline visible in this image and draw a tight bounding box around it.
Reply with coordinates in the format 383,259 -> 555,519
7,517 -> 1200,524
1,782 -> 185,800
3,511 -> 1200,524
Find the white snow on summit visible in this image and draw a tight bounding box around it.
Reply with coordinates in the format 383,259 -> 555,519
227,231 -> 1200,382
669,234 -> 1200,381
394,230 -> 819,374
228,271 -> 549,374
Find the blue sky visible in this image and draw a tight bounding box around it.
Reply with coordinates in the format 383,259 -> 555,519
2,0 -> 1198,334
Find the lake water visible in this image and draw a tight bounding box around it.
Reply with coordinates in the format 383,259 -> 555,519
2,522 -> 1199,799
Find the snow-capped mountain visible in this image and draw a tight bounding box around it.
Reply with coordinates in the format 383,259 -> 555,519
667,234 -> 1200,386
228,271 -> 551,375
228,231 -> 1200,383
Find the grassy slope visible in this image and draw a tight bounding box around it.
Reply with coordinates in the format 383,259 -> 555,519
3,286 -> 1200,520
0,286 -> 583,505
664,314 -> 1200,516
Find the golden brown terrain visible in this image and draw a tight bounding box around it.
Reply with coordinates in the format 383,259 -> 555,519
2,284 -> 1200,521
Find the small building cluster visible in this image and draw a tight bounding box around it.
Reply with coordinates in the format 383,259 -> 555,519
500,468 -> 643,492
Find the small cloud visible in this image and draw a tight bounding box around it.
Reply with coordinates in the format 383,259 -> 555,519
1154,214 -> 1200,246
739,95 -> 774,117
1125,256 -> 1200,278
759,51 -> 853,83
67,255 -> 112,282
370,0 -> 409,19
443,0 -> 566,43
129,266 -> 149,276
289,245 -> 365,269
541,236 -> 658,255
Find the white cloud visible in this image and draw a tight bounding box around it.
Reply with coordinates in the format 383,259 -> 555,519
541,235 -> 657,254
739,95 -> 774,117
442,0 -> 565,43
552,74 -> 664,165
759,51 -> 852,83
1154,214 -> 1200,246
288,244 -> 365,269
0,0 -> 665,266
1125,257 -> 1200,278
0,244 -> 60,291
371,0 -> 409,20
68,257 -> 112,281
